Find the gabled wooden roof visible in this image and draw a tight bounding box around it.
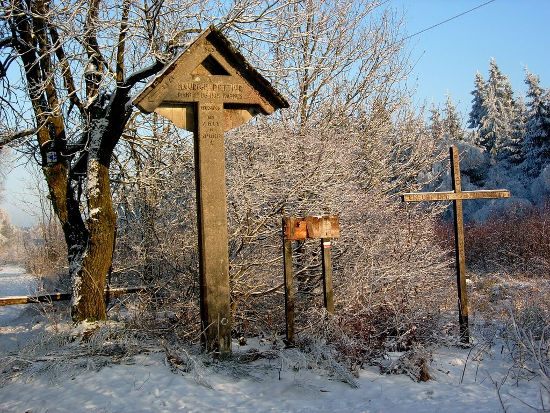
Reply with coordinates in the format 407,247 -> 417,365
133,25 -> 289,115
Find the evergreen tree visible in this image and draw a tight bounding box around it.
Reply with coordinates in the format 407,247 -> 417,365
488,58 -> 515,104
476,59 -> 517,158
428,104 -> 443,142
498,95 -> 526,165
442,94 -> 465,142
468,72 -> 486,129
476,85 -> 499,154
523,70 -> 550,176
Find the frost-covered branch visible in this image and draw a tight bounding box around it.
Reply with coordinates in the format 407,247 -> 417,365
0,129 -> 36,147
123,60 -> 165,89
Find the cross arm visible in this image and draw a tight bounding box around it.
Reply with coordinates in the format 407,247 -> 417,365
402,190 -> 510,202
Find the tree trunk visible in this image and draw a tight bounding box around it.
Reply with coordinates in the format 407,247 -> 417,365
71,158 -> 116,321
6,0 -> 178,324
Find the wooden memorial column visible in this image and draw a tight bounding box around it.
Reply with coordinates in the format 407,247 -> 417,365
134,26 -> 288,355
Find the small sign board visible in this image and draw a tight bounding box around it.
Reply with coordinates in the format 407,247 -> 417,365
284,215 -> 339,240
46,152 -> 57,165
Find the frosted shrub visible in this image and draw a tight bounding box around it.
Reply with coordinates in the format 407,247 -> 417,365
461,200 -> 550,276
105,0 -> 452,373
504,301 -> 550,400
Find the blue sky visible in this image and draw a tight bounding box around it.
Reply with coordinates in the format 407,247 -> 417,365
2,0 -> 550,227
1,153 -> 40,227
395,0 -> 550,116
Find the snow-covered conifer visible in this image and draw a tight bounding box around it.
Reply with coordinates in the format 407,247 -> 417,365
442,94 -> 465,142
476,59 -> 517,158
468,72 -> 486,129
523,69 -> 550,177
428,104 -> 443,142
498,96 -> 526,165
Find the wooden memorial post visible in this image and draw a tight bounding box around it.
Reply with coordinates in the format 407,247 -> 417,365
134,26 -> 288,355
402,146 -> 510,343
283,215 -> 340,345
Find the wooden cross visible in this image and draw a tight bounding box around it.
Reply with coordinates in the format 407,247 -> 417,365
134,26 -> 288,355
402,146 -> 510,343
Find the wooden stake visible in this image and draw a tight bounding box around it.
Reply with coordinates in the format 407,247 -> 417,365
194,102 -> 231,355
283,226 -> 295,346
321,238 -> 334,313
449,146 -> 469,342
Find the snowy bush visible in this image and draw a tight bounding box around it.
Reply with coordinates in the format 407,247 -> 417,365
530,164 -> 550,200
454,200 -> 550,276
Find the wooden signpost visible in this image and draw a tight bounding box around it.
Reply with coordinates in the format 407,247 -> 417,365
402,146 -> 510,343
134,26 -> 288,355
283,215 -> 340,345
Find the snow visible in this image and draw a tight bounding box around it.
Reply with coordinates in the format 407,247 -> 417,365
1,267 -> 548,413
71,270 -> 83,307
0,265 -> 37,297
87,158 -> 103,199
2,339 -> 547,413
530,164 -> 550,199
0,265 -> 38,327
0,266 -> 42,353
89,208 -> 102,217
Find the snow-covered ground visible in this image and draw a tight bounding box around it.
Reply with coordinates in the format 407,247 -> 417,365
0,265 -> 44,354
0,264 -> 37,297
1,266 -> 548,413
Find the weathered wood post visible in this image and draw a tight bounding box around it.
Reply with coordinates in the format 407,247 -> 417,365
283,215 -> 339,345
449,146 -> 469,342
134,26 -> 288,355
321,238 -> 335,313
282,218 -> 296,346
402,146 -> 510,343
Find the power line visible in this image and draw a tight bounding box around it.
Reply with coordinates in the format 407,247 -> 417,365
403,0 -> 496,41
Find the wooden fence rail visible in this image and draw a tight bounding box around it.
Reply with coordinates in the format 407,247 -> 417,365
0,286 -> 147,307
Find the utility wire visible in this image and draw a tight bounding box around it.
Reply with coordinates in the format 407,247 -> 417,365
403,0 -> 496,40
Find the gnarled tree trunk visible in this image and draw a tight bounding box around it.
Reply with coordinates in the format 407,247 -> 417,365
71,159 -> 116,321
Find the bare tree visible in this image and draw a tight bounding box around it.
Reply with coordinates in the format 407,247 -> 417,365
229,0 -> 409,129
105,0 -> 450,346
0,0 -> 286,321
1,0 -> 452,359
220,1 -> 450,341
